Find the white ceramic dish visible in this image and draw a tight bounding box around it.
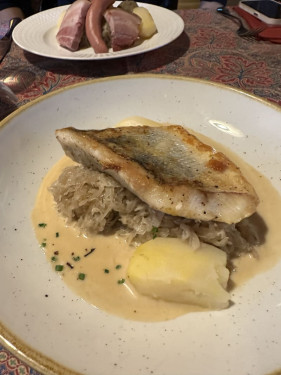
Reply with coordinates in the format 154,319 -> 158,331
12,3 -> 184,60
1,75 -> 281,375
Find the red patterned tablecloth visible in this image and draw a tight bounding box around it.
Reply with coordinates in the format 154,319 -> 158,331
1,7 -> 281,375
1,8 -> 281,122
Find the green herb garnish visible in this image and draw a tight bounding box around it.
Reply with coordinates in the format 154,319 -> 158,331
55,232 -> 59,238
51,256 -> 57,262
104,268 -> 110,274
55,265 -> 64,271
117,278 -> 125,284
38,223 -> 47,228
78,273 -> 86,280
152,226 -> 159,239
41,242 -> 47,248
72,256 -> 81,262
115,264 -> 122,270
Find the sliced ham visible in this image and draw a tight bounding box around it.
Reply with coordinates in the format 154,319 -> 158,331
104,8 -> 141,51
56,0 -> 91,52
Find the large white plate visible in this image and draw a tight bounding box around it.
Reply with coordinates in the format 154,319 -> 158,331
12,3 -> 184,60
1,75 -> 281,375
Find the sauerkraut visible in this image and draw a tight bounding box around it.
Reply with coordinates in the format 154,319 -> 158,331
50,165 -> 260,259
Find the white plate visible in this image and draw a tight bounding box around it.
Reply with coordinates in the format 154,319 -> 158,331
1,75 -> 281,375
12,3 -> 184,60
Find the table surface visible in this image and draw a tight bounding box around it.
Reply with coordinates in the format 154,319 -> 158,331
1,7 -> 281,375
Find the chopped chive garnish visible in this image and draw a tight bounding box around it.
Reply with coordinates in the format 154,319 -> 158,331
72,256 -> 80,262
115,264 -> 122,270
38,223 -> 47,228
152,226 -> 159,239
55,232 -> 59,238
51,256 -> 57,262
117,278 -> 125,284
78,273 -> 86,280
41,242 -> 47,247
104,268 -> 110,274
55,265 -> 64,272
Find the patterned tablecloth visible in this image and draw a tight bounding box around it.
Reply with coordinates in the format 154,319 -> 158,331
0,7 -> 281,375
1,8 -> 281,121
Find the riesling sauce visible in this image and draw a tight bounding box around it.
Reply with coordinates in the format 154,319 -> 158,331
31,119 -> 281,322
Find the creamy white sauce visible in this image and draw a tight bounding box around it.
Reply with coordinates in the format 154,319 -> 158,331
31,119 -> 281,322
32,156 -> 207,322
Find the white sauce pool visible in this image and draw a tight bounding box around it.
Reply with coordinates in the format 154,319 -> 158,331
31,119 -> 281,322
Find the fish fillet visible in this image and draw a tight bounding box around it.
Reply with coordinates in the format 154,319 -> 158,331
55,125 -> 259,224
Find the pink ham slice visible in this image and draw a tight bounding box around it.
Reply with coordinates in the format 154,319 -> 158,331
104,8 -> 141,51
56,0 -> 91,52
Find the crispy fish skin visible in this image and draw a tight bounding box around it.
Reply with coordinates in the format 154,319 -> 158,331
55,125 -> 259,224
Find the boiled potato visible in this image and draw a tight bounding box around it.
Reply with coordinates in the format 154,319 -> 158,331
115,116 -> 163,128
127,238 -> 230,309
57,10 -> 66,27
132,7 -> 157,39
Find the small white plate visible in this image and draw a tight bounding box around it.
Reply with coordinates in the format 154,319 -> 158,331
1,75 -> 281,375
12,3 -> 184,60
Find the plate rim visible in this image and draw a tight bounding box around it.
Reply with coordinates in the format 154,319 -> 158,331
1,73 -> 281,375
1,74 -> 281,131
12,3 -> 185,60
0,322 -> 80,375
